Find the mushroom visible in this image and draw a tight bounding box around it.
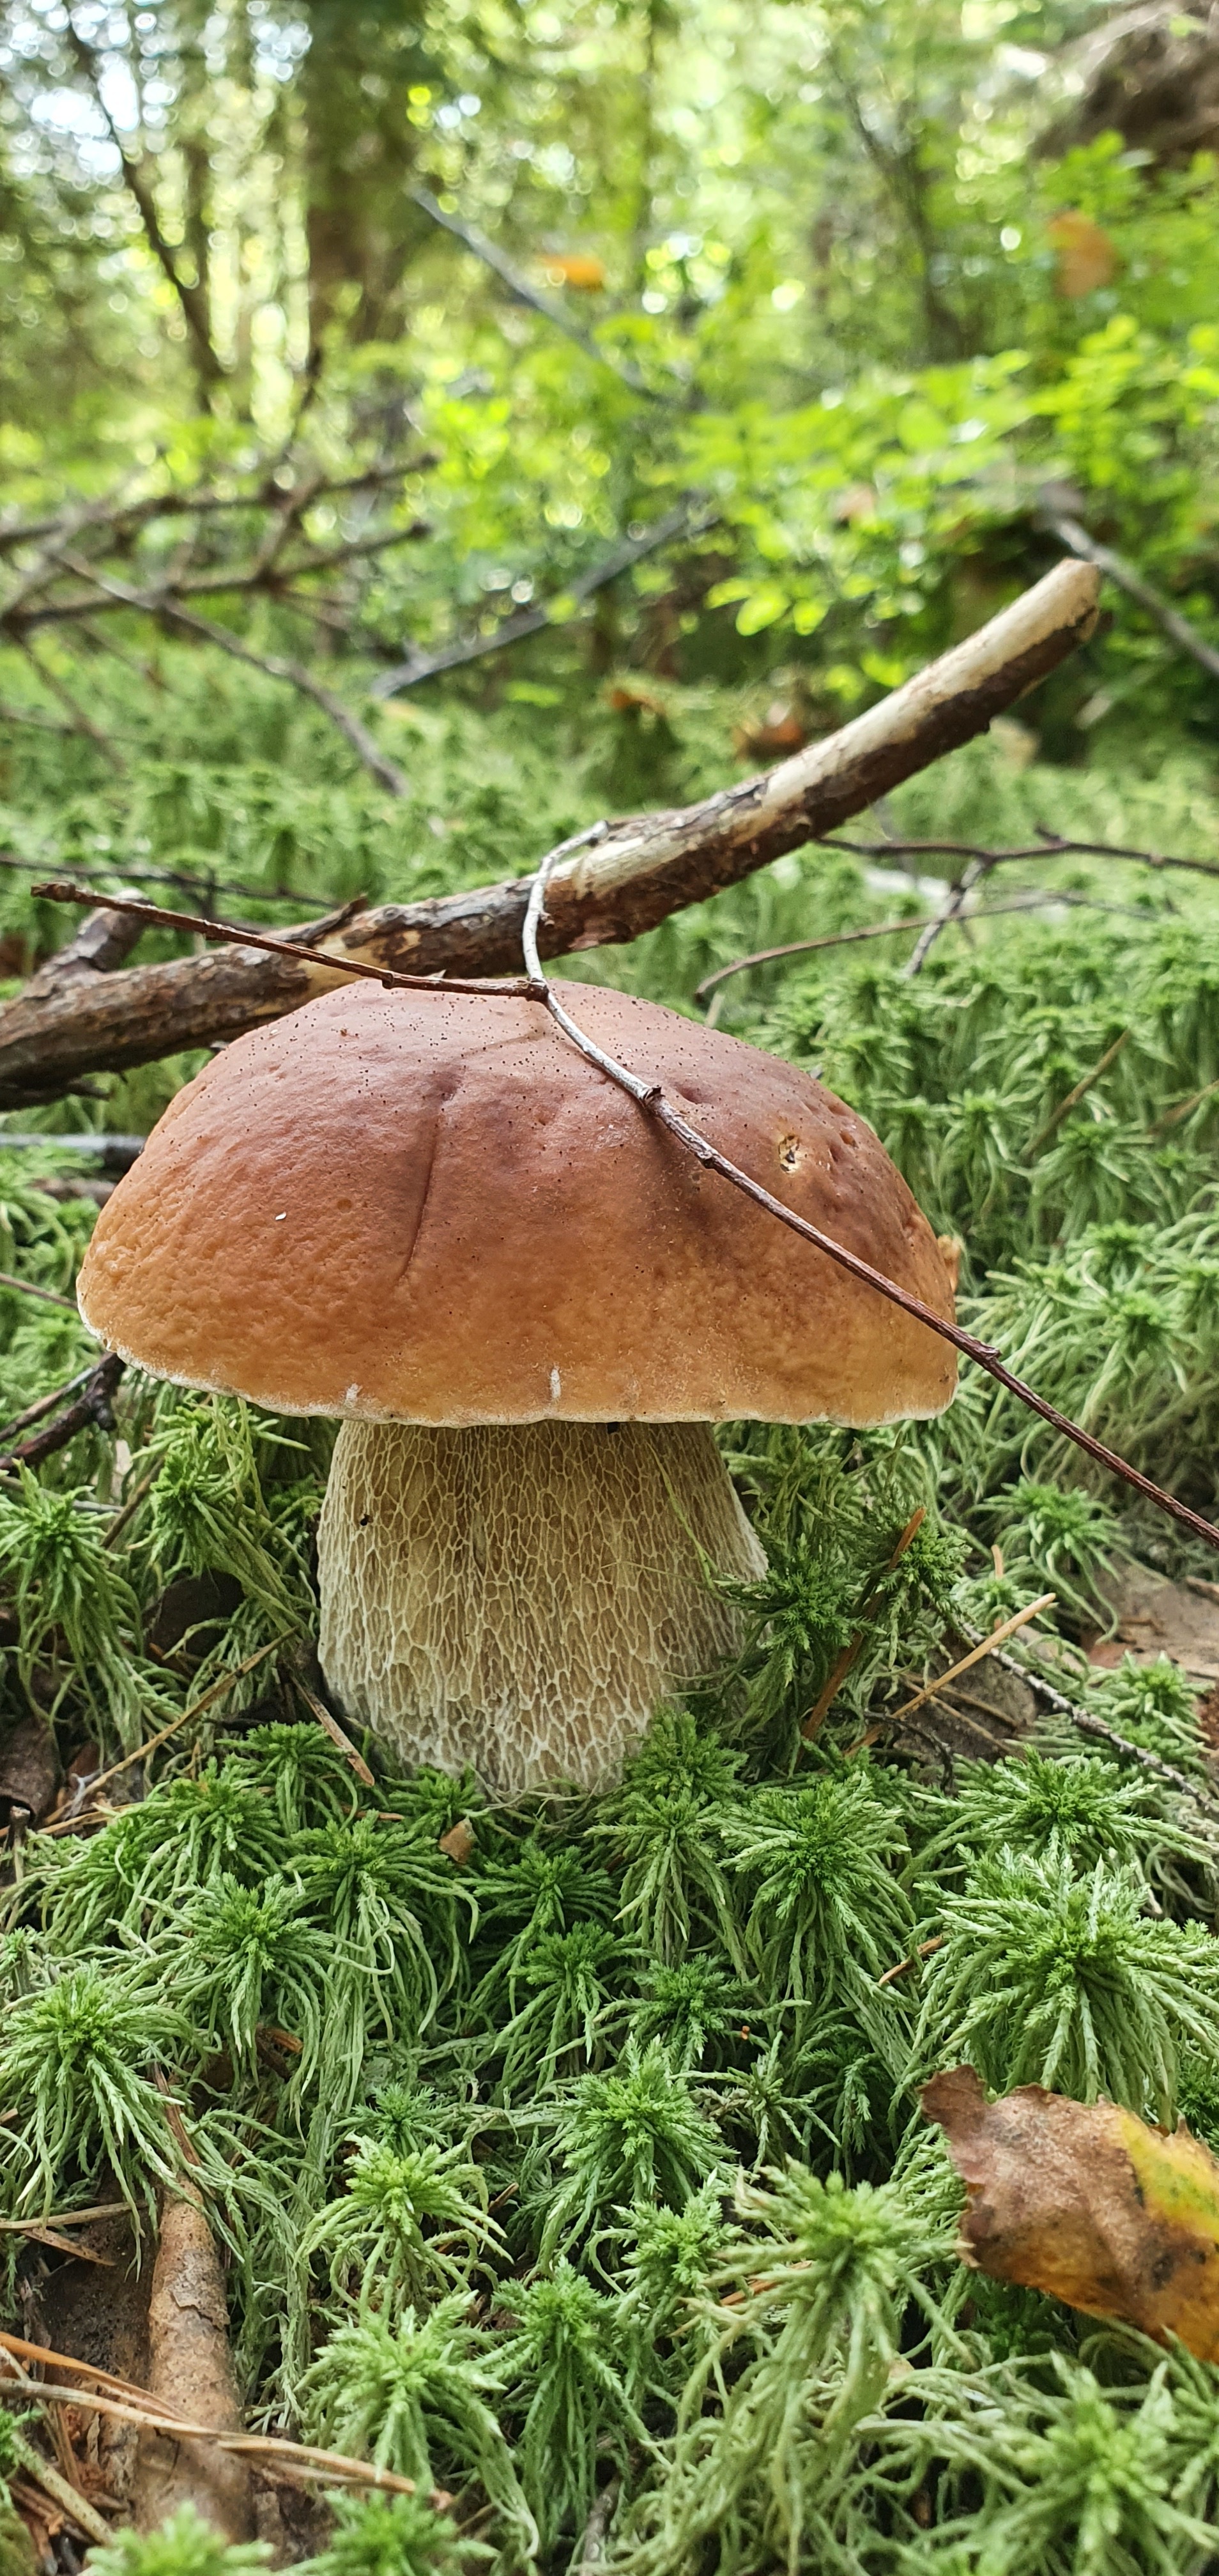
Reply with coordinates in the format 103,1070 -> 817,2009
77,981 -> 956,1793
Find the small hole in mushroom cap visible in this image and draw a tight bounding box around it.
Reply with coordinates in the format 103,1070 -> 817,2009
778,1133 -> 802,1170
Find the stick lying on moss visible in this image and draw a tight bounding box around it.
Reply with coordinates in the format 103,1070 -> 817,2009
132,2196 -> 254,2541
0,562 -> 1099,1105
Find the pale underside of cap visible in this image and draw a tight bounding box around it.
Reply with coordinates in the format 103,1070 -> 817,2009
77,979 -> 958,1427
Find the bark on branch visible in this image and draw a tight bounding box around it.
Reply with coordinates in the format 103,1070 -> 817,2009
0,562 -> 1099,1109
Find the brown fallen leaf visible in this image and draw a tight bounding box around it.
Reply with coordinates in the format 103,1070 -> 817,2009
923,2063 -> 1219,2358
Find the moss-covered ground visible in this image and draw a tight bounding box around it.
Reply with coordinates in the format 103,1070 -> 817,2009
5,674 -> 1219,2570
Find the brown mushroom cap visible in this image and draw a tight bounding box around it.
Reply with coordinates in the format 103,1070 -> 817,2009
77,981 -> 957,1427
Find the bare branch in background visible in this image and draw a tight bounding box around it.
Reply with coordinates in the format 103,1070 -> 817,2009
372,501 -> 713,696
0,560 -> 1100,1103
409,185 -> 675,404
0,457 -> 438,560
17,642 -> 123,772
64,15 -> 226,397
1043,507 -> 1219,684
46,556 -> 410,798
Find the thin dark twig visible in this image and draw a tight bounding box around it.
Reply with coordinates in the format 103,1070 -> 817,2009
903,854 -> 993,979
50,552 -> 410,799
31,878 -> 540,1001
0,1365 -> 96,1448
1022,1029 -> 1130,1163
372,502 -> 711,698
0,700 -> 90,739
17,641 -> 123,773
521,858 -> 1219,1561
0,1355 -> 125,1473
818,831 -> 1219,885
0,456 -> 439,560
18,520 -> 432,632
967,1627 -> 1219,1820
409,185 -> 672,404
693,891 -> 1150,1002
0,850 -> 330,907
0,1269 -> 77,1313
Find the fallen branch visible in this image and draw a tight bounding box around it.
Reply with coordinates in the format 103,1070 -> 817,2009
133,2196 -> 253,2538
0,561 -> 1100,1107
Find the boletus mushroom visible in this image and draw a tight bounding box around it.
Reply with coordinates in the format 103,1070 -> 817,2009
77,981 -> 956,1793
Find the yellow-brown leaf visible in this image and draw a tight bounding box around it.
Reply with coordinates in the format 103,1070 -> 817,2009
923,2064 -> 1219,2358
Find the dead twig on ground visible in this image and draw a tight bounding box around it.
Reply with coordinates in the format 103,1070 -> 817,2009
0,1271 -> 79,1314
873,1597 -> 1057,1735
0,1355 -> 125,1474
0,2344 -> 436,2505
801,1506 -> 926,1739
962,1625 -> 1219,1816
47,1638 -> 288,1817
0,562 -> 1100,1106
288,1665 -> 376,1789
693,890 -> 1153,1006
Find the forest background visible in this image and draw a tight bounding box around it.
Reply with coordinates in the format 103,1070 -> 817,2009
8,6 -> 1219,2575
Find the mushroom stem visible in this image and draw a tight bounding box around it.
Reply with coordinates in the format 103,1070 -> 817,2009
316,1419 -> 765,1793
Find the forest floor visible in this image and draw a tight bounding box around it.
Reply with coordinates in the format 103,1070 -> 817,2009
3,673 -> 1219,2573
